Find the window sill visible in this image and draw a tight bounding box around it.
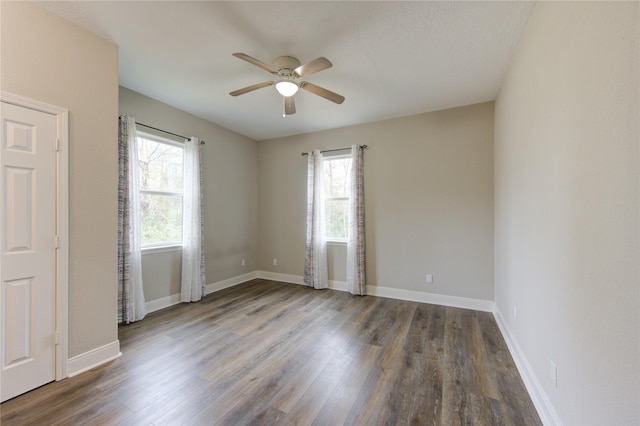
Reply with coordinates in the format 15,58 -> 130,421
326,240 -> 347,246
141,245 -> 182,255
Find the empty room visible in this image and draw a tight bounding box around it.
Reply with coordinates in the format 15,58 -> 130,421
0,1 -> 638,425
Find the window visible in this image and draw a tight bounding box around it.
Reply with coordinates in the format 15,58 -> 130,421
323,155 -> 352,241
136,132 -> 184,247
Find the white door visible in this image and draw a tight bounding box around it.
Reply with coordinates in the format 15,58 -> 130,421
0,102 -> 57,402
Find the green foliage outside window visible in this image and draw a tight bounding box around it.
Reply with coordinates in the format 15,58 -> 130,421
137,136 -> 184,246
323,158 -> 351,240
140,193 -> 182,245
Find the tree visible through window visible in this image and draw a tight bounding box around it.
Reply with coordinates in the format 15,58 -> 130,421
137,133 -> 184,247
323,156 -> 352,241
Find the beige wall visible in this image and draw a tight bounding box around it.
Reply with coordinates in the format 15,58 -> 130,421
140,250 -> 181,302
1,2 -> 119,357
119,87 -> 258,302
258,102 -> 494,301
494,2 -> 639,424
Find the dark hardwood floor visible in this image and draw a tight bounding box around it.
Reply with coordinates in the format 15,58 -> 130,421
1,279 -> 541,425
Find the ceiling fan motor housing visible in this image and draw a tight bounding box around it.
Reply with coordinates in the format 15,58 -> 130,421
274,56 -> 302,78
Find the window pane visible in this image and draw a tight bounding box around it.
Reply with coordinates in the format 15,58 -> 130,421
137,137 -> 183,192
325,199 -> 348,239
323,158 -> 351,198
140,193 -> 183,245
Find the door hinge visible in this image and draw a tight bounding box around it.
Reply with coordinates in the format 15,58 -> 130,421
55,331 -> 60,345
54,235 -> 60,249
55,138 -> 60,152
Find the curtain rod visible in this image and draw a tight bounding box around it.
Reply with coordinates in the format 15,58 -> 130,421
300,145 -> 367,156
136,122 -> 205,145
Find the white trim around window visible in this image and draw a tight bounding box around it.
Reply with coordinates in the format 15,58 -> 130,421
141,244 -> 182,255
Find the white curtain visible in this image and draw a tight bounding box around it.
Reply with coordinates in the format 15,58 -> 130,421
303,150 -> 328,289
181,137 -> 206,302
117,115 -> 146,323
346,144 -> 366,295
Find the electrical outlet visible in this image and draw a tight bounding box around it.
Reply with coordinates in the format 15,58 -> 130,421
550,360 -> 557,388
426,274 -> 433,283
273,258 -> 278,266
241,259 -> 246,267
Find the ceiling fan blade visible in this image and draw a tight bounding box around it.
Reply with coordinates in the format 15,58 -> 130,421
232,52 -> 278,74
284,96 -> 296,116
301,82 -> 345,104
294,57 -> 332,78
229,81 -> 273,96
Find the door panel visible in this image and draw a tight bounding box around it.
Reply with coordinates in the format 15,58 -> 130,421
1,102 -> 57,402
4,277 -> 34,365
5,167 -> 33,252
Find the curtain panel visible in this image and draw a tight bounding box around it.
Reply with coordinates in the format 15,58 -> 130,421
117,115 -> 147,324
304,150 -> 329,289
346,144 -> 366,295
181,137 -> 206,302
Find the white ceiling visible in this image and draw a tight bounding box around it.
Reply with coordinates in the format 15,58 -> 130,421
36,1 -> 535,141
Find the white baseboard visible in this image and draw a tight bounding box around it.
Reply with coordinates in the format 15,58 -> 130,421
493,307 -> 562,426
256,271 -> 493,312
256,271 -> 305,285
144,272 -> 260,314
329,280 -> 348,292
67,340 -> 121,377
256,271 -> 348,291
145,293 -> 181,314
368,285 -> 494,312
145,270 -> 493,313
206,271 -> 258,295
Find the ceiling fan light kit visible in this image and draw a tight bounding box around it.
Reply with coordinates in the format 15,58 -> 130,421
275,81 -> 299,97
230,52 -> 345,117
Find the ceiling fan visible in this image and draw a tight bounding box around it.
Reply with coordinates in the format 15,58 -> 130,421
229,53 -> 345,117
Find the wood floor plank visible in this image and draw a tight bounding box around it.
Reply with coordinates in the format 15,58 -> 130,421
267,342 -> 336,413
441,307 -> 475,426
114,374 -> 211,425
476,311 -> 542,426
278,351 -> 354,426
344,299 -> 416,425
311,342 -> 382,426
0,280 -> 541,426
204,313 -> 340,425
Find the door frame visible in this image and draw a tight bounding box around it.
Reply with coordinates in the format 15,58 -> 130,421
1,91 -> 69,380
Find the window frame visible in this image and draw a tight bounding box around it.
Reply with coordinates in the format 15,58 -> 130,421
322,153 -> 352,243
135,130 -> 185,251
